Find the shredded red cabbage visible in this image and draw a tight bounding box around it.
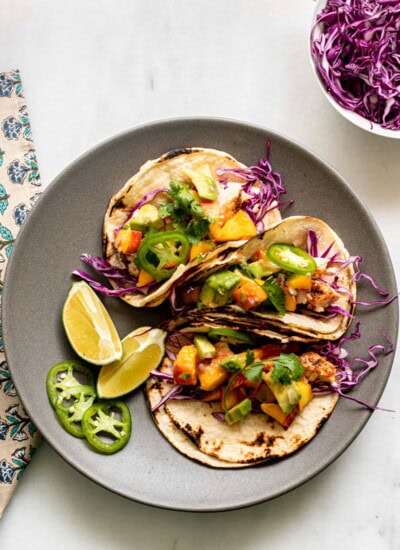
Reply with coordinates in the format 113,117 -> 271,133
307,229 -> 319,257
312,322 -> 395,410
216,140 -> 292,229
72,254 -> 157,296
326,304 -> 354,318
212,412 -> 226,422
151,384 -> 185,412
311,0 -> 400,130
149,369 -> 174,381
333,254 -> 398,305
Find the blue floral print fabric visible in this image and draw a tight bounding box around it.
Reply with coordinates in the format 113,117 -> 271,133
0,70 -> 41,516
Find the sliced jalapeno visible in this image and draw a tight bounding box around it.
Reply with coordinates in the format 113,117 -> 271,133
136,231 -> 190,281
82,401 -> 131,454
267,244 -> 317,276
54,385 -> 96,438
46,360 -> 95,408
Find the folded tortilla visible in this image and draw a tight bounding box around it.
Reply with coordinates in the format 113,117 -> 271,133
169,216 -> 356,341
102,147 -> 282,307
146,369 -> 338,467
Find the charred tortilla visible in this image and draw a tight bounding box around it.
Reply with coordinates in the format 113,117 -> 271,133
102,147 -> 282,307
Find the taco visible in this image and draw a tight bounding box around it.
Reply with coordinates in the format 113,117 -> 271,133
145,329 -> 339,467
100,147 -> 284,307
169,216 -> 356,341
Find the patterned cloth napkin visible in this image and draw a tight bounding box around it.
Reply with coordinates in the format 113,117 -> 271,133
0,70 -> 42,517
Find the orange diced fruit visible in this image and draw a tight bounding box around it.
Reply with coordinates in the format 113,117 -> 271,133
115,229 -> 143,255
232,280 -> 267,310
198,360 -> 228,391
137,270 -> 155,287
286,274 -> 312,290
261,403 -> 298,427
213,210 -> 258,242
283,289 -> 297,312
296,379 -> 313,411
173,345 -> 198,385
189,241 -> 215,262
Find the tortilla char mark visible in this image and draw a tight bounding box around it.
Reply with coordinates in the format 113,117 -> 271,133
247,432 -> 283,447
183,423 -> 204,446
160,148 -> 201,161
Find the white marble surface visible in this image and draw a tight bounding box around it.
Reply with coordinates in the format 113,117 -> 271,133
1,0 -> 400,548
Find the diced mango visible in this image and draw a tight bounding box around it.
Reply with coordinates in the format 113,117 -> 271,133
286,274 -> 312,291
173,345 -> 198,385
296,379 -> 313,411
114,229 -> 143,254
283,288 -> 297,312
137,269 -> 155,287
213,210 -> 258,242
189,241 -> 215,262
198,361 -> 228,391
233,280 -> 267,310
261,403 -> 298,427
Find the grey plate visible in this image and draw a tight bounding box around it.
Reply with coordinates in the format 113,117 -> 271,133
3,118 -> 398,512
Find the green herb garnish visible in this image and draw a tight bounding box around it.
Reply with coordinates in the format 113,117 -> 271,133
271,353 -> 304,385
262,275 -> 285,315
158,180 -> 212,244
219,349 -> 265,411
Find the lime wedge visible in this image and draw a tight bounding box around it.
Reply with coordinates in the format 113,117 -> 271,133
62,281 -> 122,366
97,327 -> 166,398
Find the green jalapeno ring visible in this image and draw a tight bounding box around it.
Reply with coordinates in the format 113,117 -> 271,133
53,384 -> 96,438
55,408 -> 86,438
136,231 -> 190,281
82,400 -> 132,454
46,360 -> 95,408
266,244 -> 317,276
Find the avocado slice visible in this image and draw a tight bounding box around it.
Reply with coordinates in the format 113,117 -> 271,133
247,259 -> 281,279
125,204 -> 163,231
199,271 -> 241,308
262,371 -> 301,414
182,164 -> 218,201
194,335 -> 216,359
225,398 -> 252,425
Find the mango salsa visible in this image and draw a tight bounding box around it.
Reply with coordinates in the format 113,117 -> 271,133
189,241 -> 215,262
213,210 -> 258,242
173,345 -> 198,385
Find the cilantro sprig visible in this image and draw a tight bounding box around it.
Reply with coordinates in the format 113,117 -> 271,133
271,353 -> 304,385
158,180 -> 212,244
219,350 -> 265,411
262,276 -> 285,315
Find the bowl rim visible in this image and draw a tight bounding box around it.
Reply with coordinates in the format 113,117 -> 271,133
309,0 -> 400,139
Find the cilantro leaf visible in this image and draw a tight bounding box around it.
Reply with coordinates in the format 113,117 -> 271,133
271,353 -> 304,385
157,180 -> 212,243
262,276 -> 285,315
244,361 -> 265,383
219,357 -> 243,373
245,349 -> 255,368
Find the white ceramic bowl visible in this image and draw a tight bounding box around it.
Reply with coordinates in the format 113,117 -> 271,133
310,0 -> 400,139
